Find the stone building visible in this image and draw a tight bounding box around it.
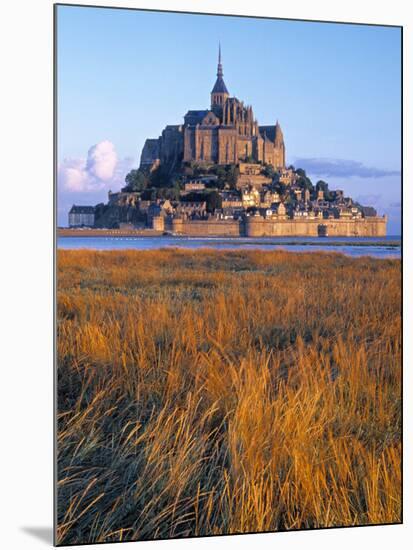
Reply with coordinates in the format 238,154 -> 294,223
176,201 -> 207,218
183,180 -> 206,192
140,45 -> 286,172
278,168 -> 297,186
261,189 -> 281,207
68,205 -> 95,227
237,163 -> 272,188
241,186 -> 261,208
147,200 -> 174,225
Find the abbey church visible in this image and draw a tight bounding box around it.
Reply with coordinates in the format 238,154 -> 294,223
140,46 -> 286,171
69,46 -> 386,237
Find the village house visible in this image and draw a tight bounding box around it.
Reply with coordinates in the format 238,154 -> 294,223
261,189 -> 281,207
270,202 -> 287,219
278,168 -> 297,185
241,186 -> 261,207
147,200 -> 174,225
183,180 -> 206,193
68,205 -> 95,227
221,190 -> 243,208
176,201 -> 207,219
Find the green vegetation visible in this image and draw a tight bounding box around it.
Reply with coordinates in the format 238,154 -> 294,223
206,190 -> 222,212
120,162 -> 361,216
274,181 -> 288,196
123,166 -> 184,200
262,163 -> 275,178
180,162 -> 239,190
123,169 -> 149,192
180,189 -> 223,212
316,180 -> 333,201
295,168 -> 314,192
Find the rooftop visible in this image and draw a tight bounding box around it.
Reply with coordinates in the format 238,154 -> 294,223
69,205 -> 95,214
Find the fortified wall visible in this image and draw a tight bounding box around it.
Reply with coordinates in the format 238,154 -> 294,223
172,218 -> 241,237
244,217 -> 387,237
171,216 -> 387,238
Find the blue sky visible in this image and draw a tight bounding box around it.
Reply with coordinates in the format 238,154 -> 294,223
57,5 -> 402,233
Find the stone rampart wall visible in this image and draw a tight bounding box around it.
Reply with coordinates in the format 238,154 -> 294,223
244,217 -> 387,237
172,217 -> 387,237
172,219 -> 241,236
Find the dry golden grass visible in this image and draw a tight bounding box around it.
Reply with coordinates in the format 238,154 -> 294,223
56,248 -> 401,544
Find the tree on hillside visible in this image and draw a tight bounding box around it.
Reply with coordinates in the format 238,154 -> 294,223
296,168 -> 314,192
274,181 -> 288,197
262,164 -> 275,179
272,171 -> 280,185
316,180 -> 333,200
182,163 -> 194,177
226,165 -> 239,189
149,165 -> 172,188
215,166 -> 228,189
181,191 -> 205,203
164,184 -> 181,201
190,162 -> 203,176
206,191 -> 222,213
168,178 -> 183,200
297,177 -> 314,192
316,180 -> 329,191
123,169 -> 148,192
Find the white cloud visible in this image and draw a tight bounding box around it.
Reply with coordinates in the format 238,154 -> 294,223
86,140 -> 118,181
60,166 -> 87,192
58,158 -> 88,192
58,141 -> 134,193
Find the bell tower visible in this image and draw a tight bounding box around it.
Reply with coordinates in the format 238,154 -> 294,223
211,44 -> 229,118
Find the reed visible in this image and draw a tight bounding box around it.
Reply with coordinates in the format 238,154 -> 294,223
57,248 -> 401,544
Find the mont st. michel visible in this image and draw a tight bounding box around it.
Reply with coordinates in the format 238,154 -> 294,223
68,47 -> 387,237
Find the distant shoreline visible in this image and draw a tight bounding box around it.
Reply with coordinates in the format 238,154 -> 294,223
57,229 -> 400,248
58,228 -> 164,238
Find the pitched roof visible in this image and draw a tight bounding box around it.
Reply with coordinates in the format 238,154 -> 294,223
186,110 -> 209,115
259,123 -> 284,144
259,125 -> 276,142
361,206 -> 377,217
211,76 -> 229,94
69,205 -> 95,214
184,110 -> 209,126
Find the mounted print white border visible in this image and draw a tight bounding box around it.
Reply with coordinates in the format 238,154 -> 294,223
0,0 -> 411,549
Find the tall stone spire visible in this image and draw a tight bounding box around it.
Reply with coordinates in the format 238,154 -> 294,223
217,42 -> 223,78
211,42 -> 229,114
211,43 -> 229,95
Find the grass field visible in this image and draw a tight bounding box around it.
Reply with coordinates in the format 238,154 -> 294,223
56,249 -> 401,544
